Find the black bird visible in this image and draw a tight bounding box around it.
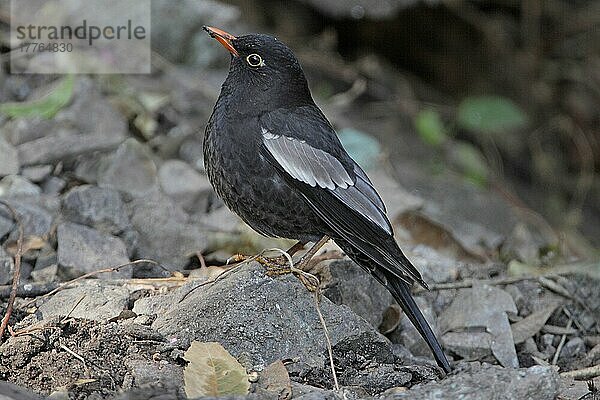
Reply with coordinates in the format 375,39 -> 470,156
203,26 -> 451,373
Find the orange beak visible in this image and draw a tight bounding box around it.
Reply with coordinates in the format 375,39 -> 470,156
203,26 -> 239,57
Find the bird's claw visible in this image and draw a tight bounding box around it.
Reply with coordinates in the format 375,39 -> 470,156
256,255 -> 293,275
294,270 -> 320,292
252,255 -> 320,292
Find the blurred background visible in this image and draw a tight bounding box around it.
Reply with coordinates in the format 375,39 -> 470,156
0,2 -> 599,396
0,0 -> 597,274
222,0 -> 600,253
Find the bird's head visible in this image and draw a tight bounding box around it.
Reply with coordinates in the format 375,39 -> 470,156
203,26 -> 313,114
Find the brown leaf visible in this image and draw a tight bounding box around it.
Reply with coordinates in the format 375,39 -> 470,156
398,211 -> 484,261
189,265 -> 233,281
258,360 -> 292,400
379,304 -> 403,335
5,235 -> 46,255
511,303 -> 559,344
183,341 -> 250,398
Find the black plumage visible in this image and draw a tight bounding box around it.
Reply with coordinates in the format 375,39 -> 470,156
203,26 -> 451,373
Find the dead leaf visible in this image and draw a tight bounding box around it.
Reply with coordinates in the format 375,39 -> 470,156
188,265 -> 233,281
438,284 -> 519,368
184,341 -> 250,398
258,360 -> 292,400
398,211 -> 484,261
511,303 -> 559,344
379,304 -> 403,335
5,235 -> 46,255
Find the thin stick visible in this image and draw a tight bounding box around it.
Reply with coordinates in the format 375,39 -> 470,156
60,343 -> 87,366
560,365 -> 600,380
61,295 -> 86,322
21,259 -> 159,308
0,201 -> 23,342
266,248 -> 339,390
552,317 -> 573,365
314,290 -> 339,391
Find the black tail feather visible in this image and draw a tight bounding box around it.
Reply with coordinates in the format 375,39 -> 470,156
336,239 -> 451,373
385,272 -> 451,373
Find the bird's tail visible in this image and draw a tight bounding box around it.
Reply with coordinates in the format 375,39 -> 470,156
335,239 -> 451,373
384,272 -> 451,373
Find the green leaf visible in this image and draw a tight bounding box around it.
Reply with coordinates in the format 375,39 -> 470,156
453,142 -> 488,186
0,75 -> 74,119
415,109 -> 447,146
184,341 -> 250,398
338,128 -> 381,170
457,95 -> 528,134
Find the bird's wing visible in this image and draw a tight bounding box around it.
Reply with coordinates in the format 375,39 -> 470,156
259,108 -> 424,286
261,129 -> 392,235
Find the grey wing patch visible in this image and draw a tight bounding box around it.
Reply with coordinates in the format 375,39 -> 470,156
262,127 -> 352,190
262,127 -> 392,235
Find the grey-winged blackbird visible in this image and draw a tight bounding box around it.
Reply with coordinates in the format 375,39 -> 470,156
203,26 -> 451,373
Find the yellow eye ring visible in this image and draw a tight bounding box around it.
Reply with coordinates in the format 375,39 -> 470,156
246,53 -> 263,67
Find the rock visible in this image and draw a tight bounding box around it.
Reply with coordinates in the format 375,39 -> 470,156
62,185 -> 131,235
369,171 -> 423,223
0,175 -> 41,197
30,264 -> 58,284
149,263 -> 433,392
2,117 -> 58,146
21,164 -> 52,182
0,246 -> 15,285
0,137 -> 20,176
55,78 -> 127,139
540,334 -> 556,357
17,133 -> 125,166
37,283 -> 129,321
290,383 -> 338,400
123,358 -> 183,389
0,199 -> 55,239
559,376 -> 599,400
438,284 -> 519,368
128,193 -> 207,271
0,214 -> 14,239
397,169 -> 518,257
158,159 -> 213,213
385,363 -> 560,400
109,385 -> 186,400
441,332 -> 493,361
57,222 -> 131,279
560,337 -> 586,360
0,381 -> 43,400
323,259 -> 393,328
406,244 -> 460,284
94,139 -> 159,197
41,176 -> 66,195
389,295 -> 443,359
298,0 -> 423,20
151,0 -> 240,67
178,135 -> 205,172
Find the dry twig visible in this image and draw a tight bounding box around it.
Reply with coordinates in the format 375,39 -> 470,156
0,201 -> 24,342
552,316 -> 573,365
21,259 -> 160,309
560,365 -> 600,380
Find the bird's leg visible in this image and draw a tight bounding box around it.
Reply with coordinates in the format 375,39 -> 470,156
250,240 -> 307,275
290,235 -> 330,291
257,236 -> 329,291
231,240 -> 307,265
294,235 -> 330,271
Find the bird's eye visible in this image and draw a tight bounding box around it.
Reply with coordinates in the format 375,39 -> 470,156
246,53 -> 263,67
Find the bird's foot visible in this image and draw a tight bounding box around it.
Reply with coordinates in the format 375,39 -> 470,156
229,250 -> 320,292
254,254 -> 320,292
256,255 -> 293,276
